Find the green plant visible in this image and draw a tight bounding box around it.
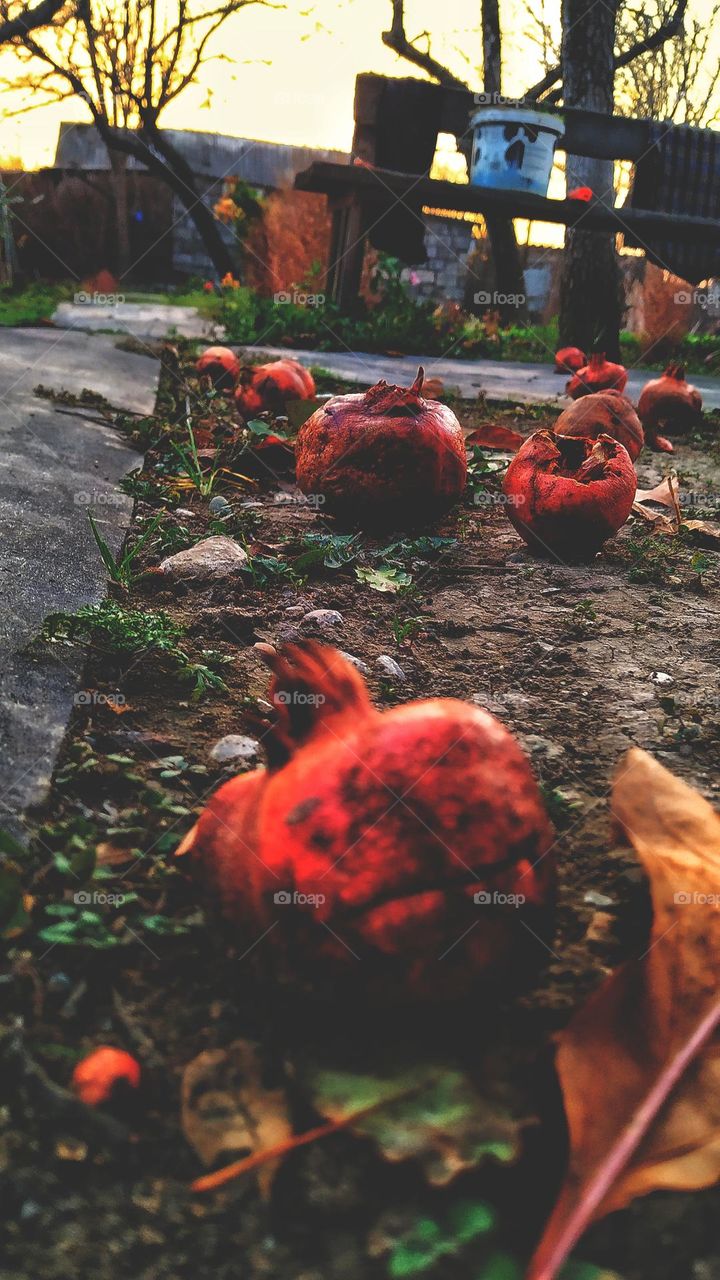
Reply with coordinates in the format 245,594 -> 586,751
88,509 -> 163,586
39,601 -> 229,698
169,418 -> 220,496
392,615 -> 427,646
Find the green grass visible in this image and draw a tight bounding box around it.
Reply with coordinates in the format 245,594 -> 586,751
0,282 -> 70,326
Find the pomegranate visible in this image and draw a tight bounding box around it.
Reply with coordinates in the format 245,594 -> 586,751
637,363 -> 703,453
294,367 -> 466,525
235,359 -> 315,416
554,391 -> 644,462
177,642 -> 554,1004
72,1047 -> 141,1106
554,346 -> 586,375
502,430 -> 636,559
567,352 -> 628,398
196,346 -> 240,392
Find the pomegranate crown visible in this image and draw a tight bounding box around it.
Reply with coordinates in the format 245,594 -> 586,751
362,366 -> 427,417
663,362 -> 686,381
257,642 -> 373,766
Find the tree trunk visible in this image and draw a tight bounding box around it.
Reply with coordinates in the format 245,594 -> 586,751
559,0 -> 624,359
478,0 -> 527,324
141,126 -> 237,279
108,149 -> 130,277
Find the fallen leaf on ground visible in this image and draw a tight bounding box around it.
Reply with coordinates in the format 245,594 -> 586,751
308,1061 -> 524,1186
682,518 -> 720,548
529,748 -> 720,1280
630,503 -> 677,535
465,423 -> 524,451
181,1040 -> 290,1198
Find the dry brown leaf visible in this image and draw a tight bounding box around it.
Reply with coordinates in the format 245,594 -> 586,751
529,748 -> 720,1280
181,1040 -> 290,1199
634,477 -> 677,508
96,841 -> 136,867
630,503 -> 677,535
682,519 -> 720,548
465,423 -> 524,451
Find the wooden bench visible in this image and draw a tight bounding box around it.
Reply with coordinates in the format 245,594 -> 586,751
295,74 -> 720,311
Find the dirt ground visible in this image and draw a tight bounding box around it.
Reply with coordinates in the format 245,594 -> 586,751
3,360 -> 720,1280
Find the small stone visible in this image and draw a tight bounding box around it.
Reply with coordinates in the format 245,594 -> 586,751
285,605 -> 306,616
210,734 -> 261,765
174,507 -> 196,518
376,654 -> 406,681
302,609 -> 344,628
339,651 -> 370,674
160,536 -> 248,582
650,671 -> 674,686
208,496 -> 232,516
522,733 -> 565,760
584,890 -> 614,908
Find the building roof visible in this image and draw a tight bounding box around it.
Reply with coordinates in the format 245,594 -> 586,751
54,123 -> 348,187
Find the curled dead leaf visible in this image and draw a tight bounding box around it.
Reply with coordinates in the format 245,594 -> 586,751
529,749 -> 720,1280
465,423 -> 525,451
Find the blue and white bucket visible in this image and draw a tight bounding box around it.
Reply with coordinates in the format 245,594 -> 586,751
470,107 -> 564,196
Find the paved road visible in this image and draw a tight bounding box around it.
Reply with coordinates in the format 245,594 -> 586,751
0,328 -> 157,835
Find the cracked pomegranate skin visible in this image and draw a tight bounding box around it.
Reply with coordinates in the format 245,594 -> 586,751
235,359 -> 315,416
178,644 -> 554,1002
502,430 -> 636,559
554,390 -> 644,461
294,369 -> 466,526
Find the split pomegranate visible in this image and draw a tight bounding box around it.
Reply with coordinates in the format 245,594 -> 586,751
637,363 -> 703,453
294,367 -> 466,525
177,642 -> 554,1003
235,358 -> 316,416
196,346 -> 240,392
567,352 -> 628,398
554,346 -> 586,374
554,390 -> 644,462
72,1046 -> 141,1106
502,430 -> 636,559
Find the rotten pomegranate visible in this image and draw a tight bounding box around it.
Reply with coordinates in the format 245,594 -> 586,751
502,430 -> 636,559
294,367 -> 466,525
554,390 -> 644,461
235,358 -> 316,416
637,363 -> 703,453
72,1047 -> 141,1106
177,642 -> 554,1004
567,352 -> 628,398
554,346 -> 586,374
196,346 -> 240,392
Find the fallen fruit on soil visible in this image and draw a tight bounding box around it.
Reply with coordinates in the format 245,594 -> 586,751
554,390 -> 644,461
554,346 -> 586,374
235,359 -> 316,416
177,642 -> 554,1002
567,353 -> 628,398
294,367 -> 467,526
637,363 -> 703,453
502,430 -> 637,559
71,1046 -> 141,1106
196,346 -> 240,391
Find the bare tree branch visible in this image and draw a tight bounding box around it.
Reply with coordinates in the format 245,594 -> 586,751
0,0 -> 67,44
381,0 -> 468,89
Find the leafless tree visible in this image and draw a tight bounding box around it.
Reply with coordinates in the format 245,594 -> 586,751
0,0 -> 275,275
616,0 -> 720,126
0,0 -> 65,44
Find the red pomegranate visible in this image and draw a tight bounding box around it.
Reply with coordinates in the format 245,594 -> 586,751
502,430 -> 636,559
567,352 -> 628,398
637,363 -> 703,453
554,346 -> 586,374
235,359 -> 315,416
177,643 -> 555,1004
196,346 -> 240,392
554,390 -> 644,462
294,367 -> 466,525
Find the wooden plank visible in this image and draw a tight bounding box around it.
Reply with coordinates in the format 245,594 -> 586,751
296,162 -> 720,245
